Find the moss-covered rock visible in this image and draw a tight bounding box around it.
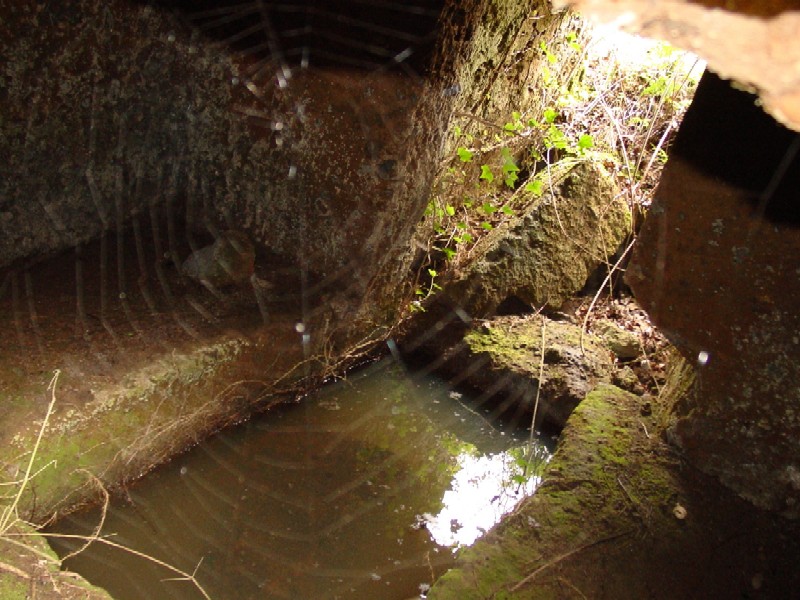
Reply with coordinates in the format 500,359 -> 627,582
429,383 -> 677,599
443,163 -> 631,317
439,315 -> 614,429
0,326 -> 310,525
431,377 -> 800,599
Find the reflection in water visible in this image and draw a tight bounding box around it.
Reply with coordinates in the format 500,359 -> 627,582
425,452 -> 541,548
47,358 -> 551,599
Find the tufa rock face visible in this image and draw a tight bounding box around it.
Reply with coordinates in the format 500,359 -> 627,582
0,0 -> 446,344
627,72 -> 800,516
0,0 -> 244,268
443,162 -> 630,317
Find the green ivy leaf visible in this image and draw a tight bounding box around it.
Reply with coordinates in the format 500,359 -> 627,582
479,165 -> 495,183
545,124 -> 568,150
445,204 -> 456,217
504,170 -> 519,189
501,150 -> 519,189
481,202 -> 497,215
543,107 -> 558,123
525,179 -> 544,196
541,66 -> 553,88
578,134 -> 594,150
643,77 -> 668,97
501,205 -> 514,215
481,221 -> 493,231
539,41 -> 557,64
457,146 -> 473,162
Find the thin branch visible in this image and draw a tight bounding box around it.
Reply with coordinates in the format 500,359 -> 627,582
509,530 -> 632,593
12,532 -> 213,600
0,370 -> 60,533
59,471 -> 110,562
579,235 -> 637,355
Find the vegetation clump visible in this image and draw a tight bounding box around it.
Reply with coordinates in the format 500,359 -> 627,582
411,24 -> 702,309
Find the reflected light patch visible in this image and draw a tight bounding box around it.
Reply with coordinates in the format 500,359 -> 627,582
586,23 -> 705,79
424,451 -> 543,549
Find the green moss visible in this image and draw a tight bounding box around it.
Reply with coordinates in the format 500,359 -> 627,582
0,577 -> 27,600
465,318 -> 607,375
465,326 -> 532,366
431,383 -> 686,598
0,338 -> 250,521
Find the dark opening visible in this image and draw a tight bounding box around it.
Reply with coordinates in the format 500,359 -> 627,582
672,71 -> 800,227
136,0 -> 445,73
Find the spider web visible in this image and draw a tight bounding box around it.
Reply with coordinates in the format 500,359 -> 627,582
0,1 -> 549,599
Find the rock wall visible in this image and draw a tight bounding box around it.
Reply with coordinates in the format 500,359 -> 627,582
0,0 -> 444,342
627,71 -> 800,516
0,0 -> 588,520
0,0 -> 237,267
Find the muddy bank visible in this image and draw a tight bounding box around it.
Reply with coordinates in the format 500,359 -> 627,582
0,522 -> 112,599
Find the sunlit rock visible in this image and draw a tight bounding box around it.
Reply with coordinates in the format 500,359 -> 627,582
593,318 -> 641,359
442,162 -> 631,317
439,315 -> 615,430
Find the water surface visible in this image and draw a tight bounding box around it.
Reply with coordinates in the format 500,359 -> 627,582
48,358 -> 551,599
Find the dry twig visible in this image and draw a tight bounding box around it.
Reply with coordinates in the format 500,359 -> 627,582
509,529 -> 632,593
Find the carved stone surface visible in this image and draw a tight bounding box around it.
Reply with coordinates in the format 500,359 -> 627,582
627,72 -> 800,516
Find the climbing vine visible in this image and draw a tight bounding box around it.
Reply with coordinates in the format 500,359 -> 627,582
410,22 -> 701,311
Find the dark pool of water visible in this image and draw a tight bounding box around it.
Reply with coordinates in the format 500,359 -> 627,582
47,357 -> 551,600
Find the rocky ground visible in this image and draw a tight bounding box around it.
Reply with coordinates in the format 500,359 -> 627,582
420,294 -> 800,599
